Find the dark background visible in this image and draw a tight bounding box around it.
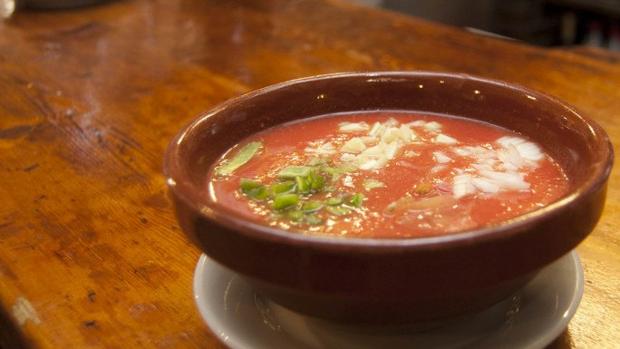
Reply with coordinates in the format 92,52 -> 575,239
356,0 -> 620,50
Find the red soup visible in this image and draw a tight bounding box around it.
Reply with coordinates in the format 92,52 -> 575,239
208,111 -> 569,238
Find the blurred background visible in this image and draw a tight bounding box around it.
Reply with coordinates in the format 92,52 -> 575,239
353,0 -> 620,51
2,0 -> 619,51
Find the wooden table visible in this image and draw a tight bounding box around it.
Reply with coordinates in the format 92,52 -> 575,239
0,1 -> 618,347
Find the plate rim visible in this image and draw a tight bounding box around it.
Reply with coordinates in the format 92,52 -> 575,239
193,251 -> 583,349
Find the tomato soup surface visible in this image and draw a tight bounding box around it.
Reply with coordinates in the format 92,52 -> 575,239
208,111 -> 569,239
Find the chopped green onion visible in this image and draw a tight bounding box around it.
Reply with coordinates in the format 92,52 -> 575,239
278,166 -> 312,178
348,193 -> 364,208
326,206 -> 351,216
305,215 -> 323,225
252,187 -> 270,200
287,210 -> 304,221
308,170 -> 325,191
295,176 -> 310,194
325,197 -> 343,206
302,200 -> 323,213
239,179 -> 269,200
240,178 -> 262,192
322,164 -> 356,179
216,141 -> 263,176
270,181 -> 295,195
273,193 -> 299,210
363,179 -> 385,191
243,186 -> 269,200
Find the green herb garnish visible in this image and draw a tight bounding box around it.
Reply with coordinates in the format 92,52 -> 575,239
322,165 -> 355,180
237,156 -> 365,227
216,141 -> 263,176
325,197 -> 343,206
273,193 -> 299,210
249,187 -> 270,200
278,166 -> 312,178
270,181 -> 296,195
348,193 -> 365,208
307,170 -> 325,191
240,178 -> 269,200
295,176 -> 310,194
304,215 -> 323,225
287,210 -> 304,221
240,178 -> 262,192
302,200 -> 323,213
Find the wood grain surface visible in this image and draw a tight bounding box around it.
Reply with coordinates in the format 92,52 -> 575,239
0,0 -> 618,348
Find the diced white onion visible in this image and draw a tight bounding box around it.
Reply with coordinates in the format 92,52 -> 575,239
342,175 -> 354,188
472,163 -> 493,172
329,118 -> 544,197
496,136 -> 525,148
404,150 -> 420,158
383,142 -> 399,159
339,122 -> 369,133
304,142 -> 336,155
434,134 -> 458,144
385,117 -> 399,127
341,137 -> 366,153
433,151 -> 452,164
472,177 -> 500,193
368,122 -> 385,137
359,158 -> 384,170
399,124 -> 416,142
362,144 -> 384,157
406,120 -> 426,127
340,153 -> 357,162
496,144 -> 523,171
497,136 -> 543,162
381,127 -> 401,143
424,121 -> 442,131
453,147 -> 472,156
453,174 -> 476,199
515,142 -> 543,161
479,170 -> 530,190
360,136 -> 378,145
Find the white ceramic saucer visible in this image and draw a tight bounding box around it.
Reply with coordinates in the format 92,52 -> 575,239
194,251 -> 583,349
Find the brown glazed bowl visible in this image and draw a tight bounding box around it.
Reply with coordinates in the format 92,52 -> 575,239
164,72 -> 613,324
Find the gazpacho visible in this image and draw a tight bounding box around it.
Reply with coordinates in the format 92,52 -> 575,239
207,111 -> 569,238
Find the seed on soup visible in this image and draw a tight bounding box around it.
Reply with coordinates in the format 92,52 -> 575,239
208,111 -> 569,239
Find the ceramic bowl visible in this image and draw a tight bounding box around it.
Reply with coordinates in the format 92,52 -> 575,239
164,72 -> 612,323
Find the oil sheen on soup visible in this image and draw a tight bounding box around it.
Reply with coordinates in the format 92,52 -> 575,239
208,111 -> 569,238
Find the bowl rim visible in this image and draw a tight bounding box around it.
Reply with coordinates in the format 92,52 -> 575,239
164,71 -> 614,252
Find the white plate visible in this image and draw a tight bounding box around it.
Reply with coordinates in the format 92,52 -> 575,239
194,251 -> 583,349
